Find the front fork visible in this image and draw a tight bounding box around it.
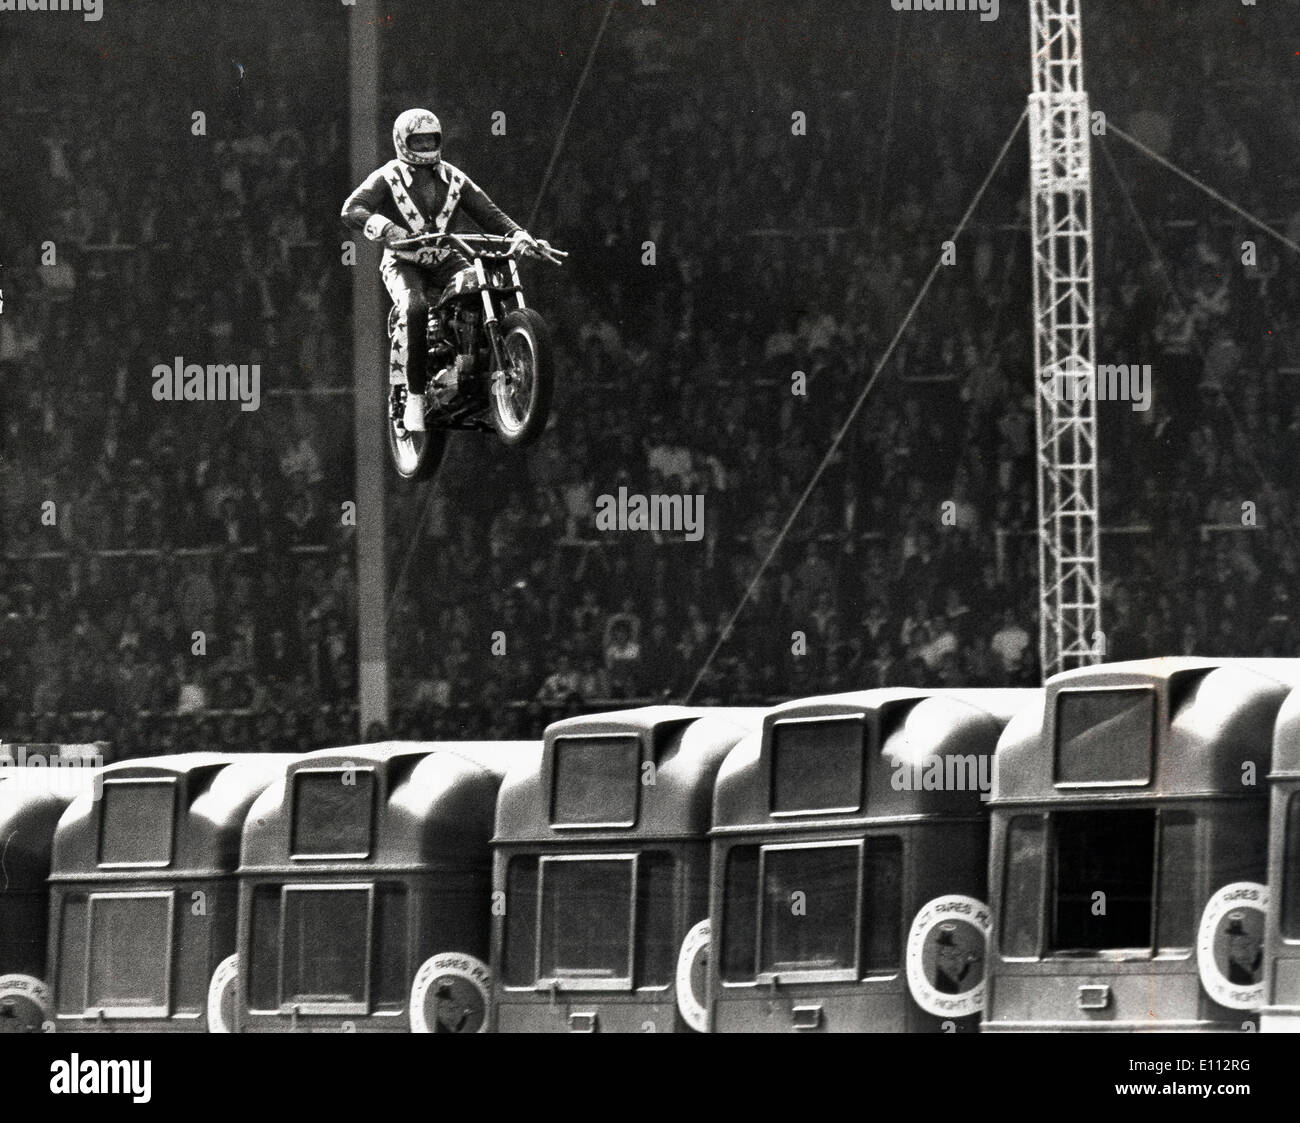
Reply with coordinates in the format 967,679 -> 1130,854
482,258 -> 529,379
478,259 -> 509,381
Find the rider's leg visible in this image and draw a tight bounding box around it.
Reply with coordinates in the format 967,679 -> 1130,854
380,254 -> 437,432
380,253 -> 434,395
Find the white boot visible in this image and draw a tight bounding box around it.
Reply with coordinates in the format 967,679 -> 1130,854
403,389 -> 426,432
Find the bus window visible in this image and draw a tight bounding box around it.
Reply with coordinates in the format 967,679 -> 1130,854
1051,809 -> 1156,952
99,780 -> 175,866
1001,816 -> 1045,958
175,894 -> 210,1012
770,718 -> 863,815
56,896 -> 88,1014
863,838 -> 903,976
502,856 -> 538,987
373,884 -> 408,1007
88,892 -> 173,1012
552,737 -> 640,826
759,842 -> 860,978
1156,812 -> 1196,953
539,856 -> 634,985
248,885 -> 281,1011
633,852 -> 676,988
721,846 -> 759,982
1055,689 -> 1154,786
1284,793 -> 1300,940
292,771 -> 375,858
282,886 -> 369,1009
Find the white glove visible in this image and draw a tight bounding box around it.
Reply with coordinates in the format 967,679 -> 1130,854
509,230 -> 539,255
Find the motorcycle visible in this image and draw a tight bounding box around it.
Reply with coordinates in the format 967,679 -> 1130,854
384,231 -> 567,480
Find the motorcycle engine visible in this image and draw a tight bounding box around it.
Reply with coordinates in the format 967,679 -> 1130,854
430,353 -> 473,407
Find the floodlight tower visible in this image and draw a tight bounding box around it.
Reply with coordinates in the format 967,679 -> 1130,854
1028,0 -> 1102,678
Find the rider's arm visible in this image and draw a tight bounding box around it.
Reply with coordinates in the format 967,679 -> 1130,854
457,174 -> 523,238
341,168 -> 401,242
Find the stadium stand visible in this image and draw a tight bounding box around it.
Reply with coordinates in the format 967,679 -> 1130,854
2,0 -> 1298,751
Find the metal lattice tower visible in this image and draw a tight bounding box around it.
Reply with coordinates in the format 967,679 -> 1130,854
1028,0 -> 1102,678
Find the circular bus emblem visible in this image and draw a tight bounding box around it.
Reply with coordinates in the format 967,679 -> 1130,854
906,895 -> 991,1019
207,954 -> 239,1033
0,974 -> 54,1034
1197,882 -> 1267,1011
410,953 -> 490,1034
675,919 -> 711,1033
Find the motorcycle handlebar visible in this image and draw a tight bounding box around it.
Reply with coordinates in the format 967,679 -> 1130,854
391,231 -> 567,264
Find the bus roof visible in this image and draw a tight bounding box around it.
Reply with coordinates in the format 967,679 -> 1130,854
495,707 -> 766,843
0,771 -> 97,889
1270,684 -> 1300,779
240,741 -> 535,871
992,657 -> 1300,805
51,753 -> 292,880
712,688 -> 1040,831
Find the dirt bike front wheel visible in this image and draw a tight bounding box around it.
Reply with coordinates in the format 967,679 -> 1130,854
490,308 -> 554,448
387,388 -> 448,481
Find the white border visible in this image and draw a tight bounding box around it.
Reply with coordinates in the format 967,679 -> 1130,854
206,954 -> 239,1033
409,953 -> 491,1034
905,894 -> 991,1019
1196,881 -> 1268,1011
0,973 -> 54,1031
675,919 -> 711,1033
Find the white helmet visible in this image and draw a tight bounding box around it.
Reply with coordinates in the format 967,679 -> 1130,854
393,108 -> 442,167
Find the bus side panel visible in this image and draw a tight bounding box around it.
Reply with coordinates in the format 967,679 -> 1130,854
0,891 -> 50,979
905,821 -> 989,1033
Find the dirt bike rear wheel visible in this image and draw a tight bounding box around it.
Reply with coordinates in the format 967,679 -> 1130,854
490,308 -> 554,448
387,386 -> 448,481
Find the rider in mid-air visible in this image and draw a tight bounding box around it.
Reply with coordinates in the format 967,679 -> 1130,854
341,108 -> 540,432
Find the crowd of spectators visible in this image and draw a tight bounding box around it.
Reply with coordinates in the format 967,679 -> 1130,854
3,0 -> 1300,754
0,4 -> 360,752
